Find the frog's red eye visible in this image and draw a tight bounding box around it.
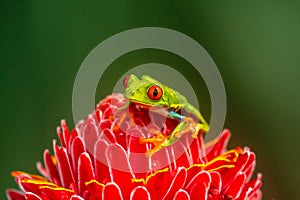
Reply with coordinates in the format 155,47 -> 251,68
148,85 -> 163,100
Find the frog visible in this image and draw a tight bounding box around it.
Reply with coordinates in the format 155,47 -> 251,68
121,74 -> 209,157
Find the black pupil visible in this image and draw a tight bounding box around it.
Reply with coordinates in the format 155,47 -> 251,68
153,88 -> 158,97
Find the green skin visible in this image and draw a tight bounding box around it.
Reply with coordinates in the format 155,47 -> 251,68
123,74 -> 209,156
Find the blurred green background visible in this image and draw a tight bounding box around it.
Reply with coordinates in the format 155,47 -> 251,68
1,1 -> 300,199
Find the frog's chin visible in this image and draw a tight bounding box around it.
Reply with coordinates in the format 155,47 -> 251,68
129,100 -> 153,109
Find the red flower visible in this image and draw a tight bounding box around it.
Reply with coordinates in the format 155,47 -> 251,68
7,94 -> 262,200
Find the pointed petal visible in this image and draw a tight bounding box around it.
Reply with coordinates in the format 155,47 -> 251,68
130,186 -> 151,200
82,118 -> 99,155
224,172 -> 246,199
196,132 -> 206,161
71,136 -> 86,182
102,182 -> 123,200
185,171 -> 211,192
242,151 -> 256,181
11,172 -> 46,182
36,162 -> 47,179
248,189 -> 262,200
94,139 -> 110,183
18,176 -> 74,199
205,130 -> 231,161
95,109 -> 102,123
100,128 -> 117,143
208,171 -> 221,200
210,171 -> 222,193
53,141 -> 75,189
173,189 -> 190,200
162,167 -> 187,200
97,101 -> 111,113
103,105 -> 118,120
106,143 -> 134,199
150,147 -> 173,173
85,180 -> 104,200
188,136 -> 205,164
189,181 -> 209,200
221,150 -> 249,188
144,168 -> 172,200
78,153 -> 95,195
6,189 -> 25,200
56,126 -> 65,148
44,149 -> 60,185
237,173 -> 262,200
127,127 -> 151,177
68,125 -> 80,152
18,176 -> 49,194
39,186 -> 74,199
24,192 -> 42,200
186,164 -> 203,183
171,141 -> 192,169
61,120 -> 71,149
99,119 -> 113,130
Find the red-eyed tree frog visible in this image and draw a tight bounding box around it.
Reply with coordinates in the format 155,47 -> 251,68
122,74 -> 209,157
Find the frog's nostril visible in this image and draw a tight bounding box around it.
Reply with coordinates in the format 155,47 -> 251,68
123,75 -> 130,88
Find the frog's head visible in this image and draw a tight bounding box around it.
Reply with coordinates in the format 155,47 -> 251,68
123,74 -> 176,107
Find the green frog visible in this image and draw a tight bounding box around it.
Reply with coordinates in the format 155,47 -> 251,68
122,74 -> 209,157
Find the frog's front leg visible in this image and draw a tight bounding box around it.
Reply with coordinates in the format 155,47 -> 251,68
164,113 -> 208,146
140,111 -> 208,157
139,132 -> 169,157
174,117 -> 209,139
